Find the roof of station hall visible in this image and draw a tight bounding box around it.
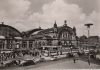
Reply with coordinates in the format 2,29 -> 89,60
0,23 -> 22,38
24,24 -> 75,37
37,26 -> 74,35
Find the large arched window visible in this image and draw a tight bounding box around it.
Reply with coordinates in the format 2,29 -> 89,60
7,40 -> 13,49
22,41 -> 27,49
29,41 -> 33,49
42,41 -> 45,46
0,40 -> 4,49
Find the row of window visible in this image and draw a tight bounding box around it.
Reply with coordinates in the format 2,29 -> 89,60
0,39 -> 76,50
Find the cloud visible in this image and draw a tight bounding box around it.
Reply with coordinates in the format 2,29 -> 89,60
0,0 -> 99,36
28,0 -> 86,36
86,11 -> 100,36
0,0 -> 31,31
75,11 -> 100,36
0,0 -> 30,19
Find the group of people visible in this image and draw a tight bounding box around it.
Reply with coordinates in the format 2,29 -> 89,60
0,49 -> 41,65
0,52 -> 15,61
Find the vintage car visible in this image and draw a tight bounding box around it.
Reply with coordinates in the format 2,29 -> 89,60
41,55 -> 57,61
4,60 -> 18,67
20,60 -> 35,66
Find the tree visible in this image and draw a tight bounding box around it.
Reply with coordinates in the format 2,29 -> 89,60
79,35 -> 87,43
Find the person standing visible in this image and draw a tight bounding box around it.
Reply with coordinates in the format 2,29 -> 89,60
73,53 -> 76,63
18,60 -> 21,65
73,53 -> 79,63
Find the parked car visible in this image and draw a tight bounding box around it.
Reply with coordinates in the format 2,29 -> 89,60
39,58 -> 45,62
4,60 -> 18,67
20,60 -> 35,66
84,50 -> 89,55
41,56 -> 57,61
67,53 -> 73,57
96,54 -> 100,59
33,57 -> 41,63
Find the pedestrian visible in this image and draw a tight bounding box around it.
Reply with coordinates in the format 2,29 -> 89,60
73,57 -> 76,63
73,53 -> 76,63
88,53 -> 91,65
18,60 -> 21,65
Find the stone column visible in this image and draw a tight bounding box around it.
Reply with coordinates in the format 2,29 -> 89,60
27,41 -> 29,49
4,40 -> 7,50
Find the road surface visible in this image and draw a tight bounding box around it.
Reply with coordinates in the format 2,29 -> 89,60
1,58 -> 100,70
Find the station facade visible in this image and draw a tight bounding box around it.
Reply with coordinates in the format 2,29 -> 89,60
0,21 -> 78,51
0,23 -> 22,51
21,20 -> 78,54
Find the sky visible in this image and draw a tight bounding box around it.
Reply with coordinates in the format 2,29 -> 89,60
0,0 -> 100,36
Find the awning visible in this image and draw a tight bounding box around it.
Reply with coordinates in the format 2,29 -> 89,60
14,37 -> 22,39
0,36 -> 5,39
42,46 -> 62,48
1,51 -> 13,53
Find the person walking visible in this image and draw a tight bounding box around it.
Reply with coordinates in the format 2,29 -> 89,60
88,53 -> 91,65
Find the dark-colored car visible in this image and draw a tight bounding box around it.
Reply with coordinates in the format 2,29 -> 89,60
20,60 -> 35,66
4,60 -> 18,67
67,53 -> 73,57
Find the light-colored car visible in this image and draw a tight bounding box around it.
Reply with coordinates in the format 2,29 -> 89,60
96,55 -> 100,59
20,60 -> 26,65
41,56 -> 57,61
84,50 -> 89,54
3,60 -> 18,67
33,57 -> 41,63
58,54 -> 67,58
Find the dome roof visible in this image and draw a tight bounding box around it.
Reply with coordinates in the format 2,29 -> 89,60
0,24 -> 22,38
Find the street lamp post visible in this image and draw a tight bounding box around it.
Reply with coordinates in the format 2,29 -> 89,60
84,23 -> 93,38
84,23 -> 93,48
84,23 -> 93,65
84,23 -> 93,50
